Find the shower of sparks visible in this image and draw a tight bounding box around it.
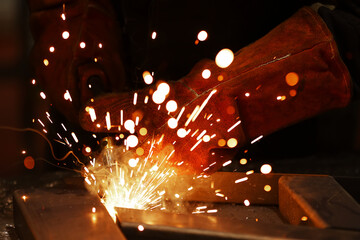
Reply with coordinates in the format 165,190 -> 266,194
27,13 -> 275,222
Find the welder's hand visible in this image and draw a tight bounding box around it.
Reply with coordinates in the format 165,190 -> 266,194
28,0 -> 128,123
79,7 -> 352,174
79,59 -> 246,174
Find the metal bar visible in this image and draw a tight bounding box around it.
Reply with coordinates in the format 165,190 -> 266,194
116,207 -> 360,240
279,175 -> 360,231
13,188 -> 126,240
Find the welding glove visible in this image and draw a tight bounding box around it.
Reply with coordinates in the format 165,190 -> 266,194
28,0 -> 128,123
80,7 -> 351,174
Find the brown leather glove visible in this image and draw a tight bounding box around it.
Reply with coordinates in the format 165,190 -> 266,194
28,0 -> 128,123
80,7 -> 351,174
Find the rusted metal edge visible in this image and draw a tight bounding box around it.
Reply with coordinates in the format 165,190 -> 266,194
13,188 -> 126,240
279,175 -> 360,231
116,207 -> 360,240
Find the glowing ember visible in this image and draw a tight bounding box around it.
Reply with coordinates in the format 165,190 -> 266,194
151,31 -> 157,39
215,48 -> 234,68
40,92 -> 46,99
49,46 -> 55,52
80,42 -> 86,48
43,59 -> 49,66
138,225 -> 145,231
244,199 -> 250,206
264,185 -> 272,192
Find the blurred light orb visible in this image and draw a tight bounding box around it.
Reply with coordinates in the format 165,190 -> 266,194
62,31 -> 70,39
49,46 -> 55,52
126,135 -> 139,148
244,199 -> 250,206
166,100 -> 178,112
157,83 -> 170,95
142,71 -> 153,85
167,118 -> 178,129
286,72 -> 299,86
203,135 -> 211,142
215,48 -> 234,68
124,120 -> 135,132
197,30 -> 208,41
177,128 -> 187,138
128,158 -> 138,167
139,127 -> 147,136
202,69 -> 211,79
227,138 -> 238,148
260,164 -> 272,174
152,90 -> 166,104
80,42 -> 86,48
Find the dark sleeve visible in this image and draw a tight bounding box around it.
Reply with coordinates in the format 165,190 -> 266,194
316,2 -> 360,98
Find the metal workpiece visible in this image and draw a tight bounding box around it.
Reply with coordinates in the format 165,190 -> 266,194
279,175 -> 360,230
12,173 -> 360,240
13,188 -> 125,240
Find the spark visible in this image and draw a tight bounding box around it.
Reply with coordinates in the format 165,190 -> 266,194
143,71 -> 153,85
61,13 -> 66,20
216,193 -> 225,197
80,42 -> 86,48
88,107 -> 96,122
167,118 -> 178,129
264,185 -> 271,192
43,59 -> 49,66
62,31 -> 70,39
31,79 -> 36,85
202,69 -> 211,79
166,100 -> 177,112
49,46 -> 55,52
260,164 -> 272,174
301,216 -> 308,222
151,31 -> 157,39
40,92 -> 46,99
197,30 -> 208,41
207,209 -> 218,213
196,130 -> 207,141
64,90 -> 72,101
176,107 -> 185,121
190,139 -> 202,151
177,128 -> 187,138
92,207 -> 96,213
71,132 -> 79,143
227,138 -> 238,148
38,119 -> 45,127
133,92 -> 138,105
144,96 -> 149,104
174,193 -> 180,198
157,83 -> 170,95
246,170 -> 254,175
98,43 -> 103,48
185,106 -> 200,126
240,158 -> 247,165
227,120 -> 241,132
222,160 -> 232,167
251,135 -> 263,144
22,195 -> 27,201
105,112 -> 111,130
235,177 -> 248,183
126,135 -> 139,148
196,206 -> 207,210
124,120 -> 135,133
61,123 -> 67,131
120,110 -> 123,125
215,48 -> 234,68
244,199 -> 250,206
245,92 -> 250,97
138,225 -> 145,231
188,186 -> 193,191
202,135 -> 210,142
192,89 -> 217,122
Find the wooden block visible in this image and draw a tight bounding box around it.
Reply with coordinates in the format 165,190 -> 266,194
116,207 -> 360,240
279,175 -> 360,231
13,188 -> 126,240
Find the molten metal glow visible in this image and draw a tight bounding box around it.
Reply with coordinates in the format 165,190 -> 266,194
215,48 -> 234,68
